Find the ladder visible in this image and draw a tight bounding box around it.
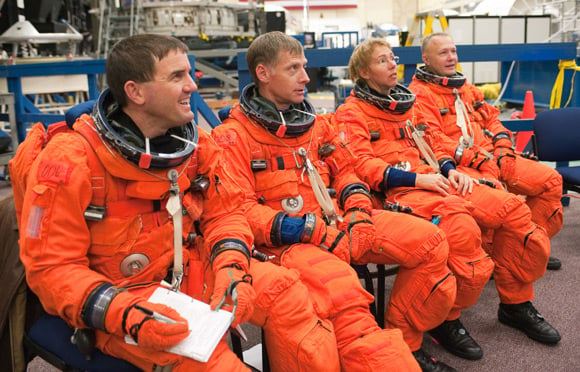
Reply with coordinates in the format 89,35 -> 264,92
398,12 -> 449,80
96,0 -> 143,58
405,12 -> 449,47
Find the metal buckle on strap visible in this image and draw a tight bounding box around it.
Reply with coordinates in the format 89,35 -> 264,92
293,149 -> 305,169
84,205 -> 105,221
251,159 -> 268,171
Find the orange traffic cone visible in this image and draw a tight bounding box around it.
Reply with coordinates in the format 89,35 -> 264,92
515,90 -> 535,152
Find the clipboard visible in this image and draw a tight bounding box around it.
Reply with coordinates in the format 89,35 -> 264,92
125,286 -> 233,362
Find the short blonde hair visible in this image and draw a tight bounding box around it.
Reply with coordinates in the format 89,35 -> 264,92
349,38 -> 391,82
421,32 -> 453,53
247,31 -> 304,84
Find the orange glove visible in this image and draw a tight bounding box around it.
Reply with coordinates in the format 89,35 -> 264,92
299,212 -> 351,263
339,208 -> 375,261
210,263 -> 255,327
120,301 -> 190,351
494,147 -> 516,169
468,150 -> 500,179
320,225 -> 352,264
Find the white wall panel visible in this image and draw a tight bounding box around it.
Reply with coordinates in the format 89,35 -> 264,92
500,17 -> 526,44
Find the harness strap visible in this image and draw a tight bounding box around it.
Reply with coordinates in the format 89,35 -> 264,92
273,152 -> 305,171
453,88 -> 475,149
406,120 -> 440,172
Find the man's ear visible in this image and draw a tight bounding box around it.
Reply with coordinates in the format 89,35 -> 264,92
422,54 -> 429,65
124,81 -> 145,105
255,64 -> 271,83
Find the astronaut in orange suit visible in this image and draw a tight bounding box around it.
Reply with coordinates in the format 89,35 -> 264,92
409,33 -> 564,270
333,38 -> 498,370
212,31 -> 456,372
16,34 -> 341,372
332,38 -> 559,366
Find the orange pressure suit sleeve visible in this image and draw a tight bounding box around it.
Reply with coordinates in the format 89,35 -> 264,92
466,84 -> 514,149
195,129 -> 255,328
333,100 -> 392,192
467,84 -> 512,140
195,129 -> 253,271
316,115 -> 373,213
19,131 -> 113,329
212,112 -> 283,249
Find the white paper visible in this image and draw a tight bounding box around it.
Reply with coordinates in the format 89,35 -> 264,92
125,286 -> 233,362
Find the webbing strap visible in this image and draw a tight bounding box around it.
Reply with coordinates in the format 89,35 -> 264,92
550,59 -> 580,109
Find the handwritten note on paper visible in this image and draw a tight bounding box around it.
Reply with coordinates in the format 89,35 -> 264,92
126,286 -> 233,363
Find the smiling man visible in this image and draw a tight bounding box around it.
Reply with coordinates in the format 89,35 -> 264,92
17,34 -> 343,372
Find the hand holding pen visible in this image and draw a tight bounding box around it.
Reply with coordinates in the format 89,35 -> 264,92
122,301 -> 190,351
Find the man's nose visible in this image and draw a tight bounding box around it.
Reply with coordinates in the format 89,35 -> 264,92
186,74 -> 198,91
300,68 -> 310,83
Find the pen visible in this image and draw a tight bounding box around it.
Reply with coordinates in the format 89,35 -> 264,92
134,304 -> 185,324
230,324 -> 248,342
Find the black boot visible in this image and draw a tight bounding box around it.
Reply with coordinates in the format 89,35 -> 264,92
547,256 -> 562,270
412,348 -> 457,372
498,301 -> 561,344
429,318 -> 483,360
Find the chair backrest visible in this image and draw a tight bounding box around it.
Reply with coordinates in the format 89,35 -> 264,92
533,107 -> 580,162
217,106 -> 233,123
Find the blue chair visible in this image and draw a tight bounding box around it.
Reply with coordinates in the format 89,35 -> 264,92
25,314 -> 140,372
217,106 -> 232,122
533,107 -> 580,202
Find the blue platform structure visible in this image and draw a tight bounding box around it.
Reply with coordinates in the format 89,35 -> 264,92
0,55 -> 221,143
0,42 -> 576,144
237,42 -> 577,132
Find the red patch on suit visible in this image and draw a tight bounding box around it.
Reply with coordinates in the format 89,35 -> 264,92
138,153 -> 152,169
213,131 -> 237,146
37,159 -> 72,184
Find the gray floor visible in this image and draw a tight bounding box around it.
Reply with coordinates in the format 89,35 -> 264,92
420,197 -> 580,372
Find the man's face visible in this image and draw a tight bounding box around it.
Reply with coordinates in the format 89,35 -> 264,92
139,50 -> 197,133
359,44 -> 398,94
258,50 -> 310,110
422,35 -> 458,77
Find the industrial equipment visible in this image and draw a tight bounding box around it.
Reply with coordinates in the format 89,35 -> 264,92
94,0 -> 263,57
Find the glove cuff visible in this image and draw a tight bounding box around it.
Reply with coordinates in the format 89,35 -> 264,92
438,158 -> 456,177
270,212 -> 287,246
339,183 -> 371,209
492,132 -> 513,148
210,239 -> 251,269
343,193 -> 372,216
300,212 -> 327,245
212,248 -> 250,273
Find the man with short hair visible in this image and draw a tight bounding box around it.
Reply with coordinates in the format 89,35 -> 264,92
409,32 -> 562,346
17,34 -> 341,371
410,32 -> 563,265
213,30 -> 458,371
